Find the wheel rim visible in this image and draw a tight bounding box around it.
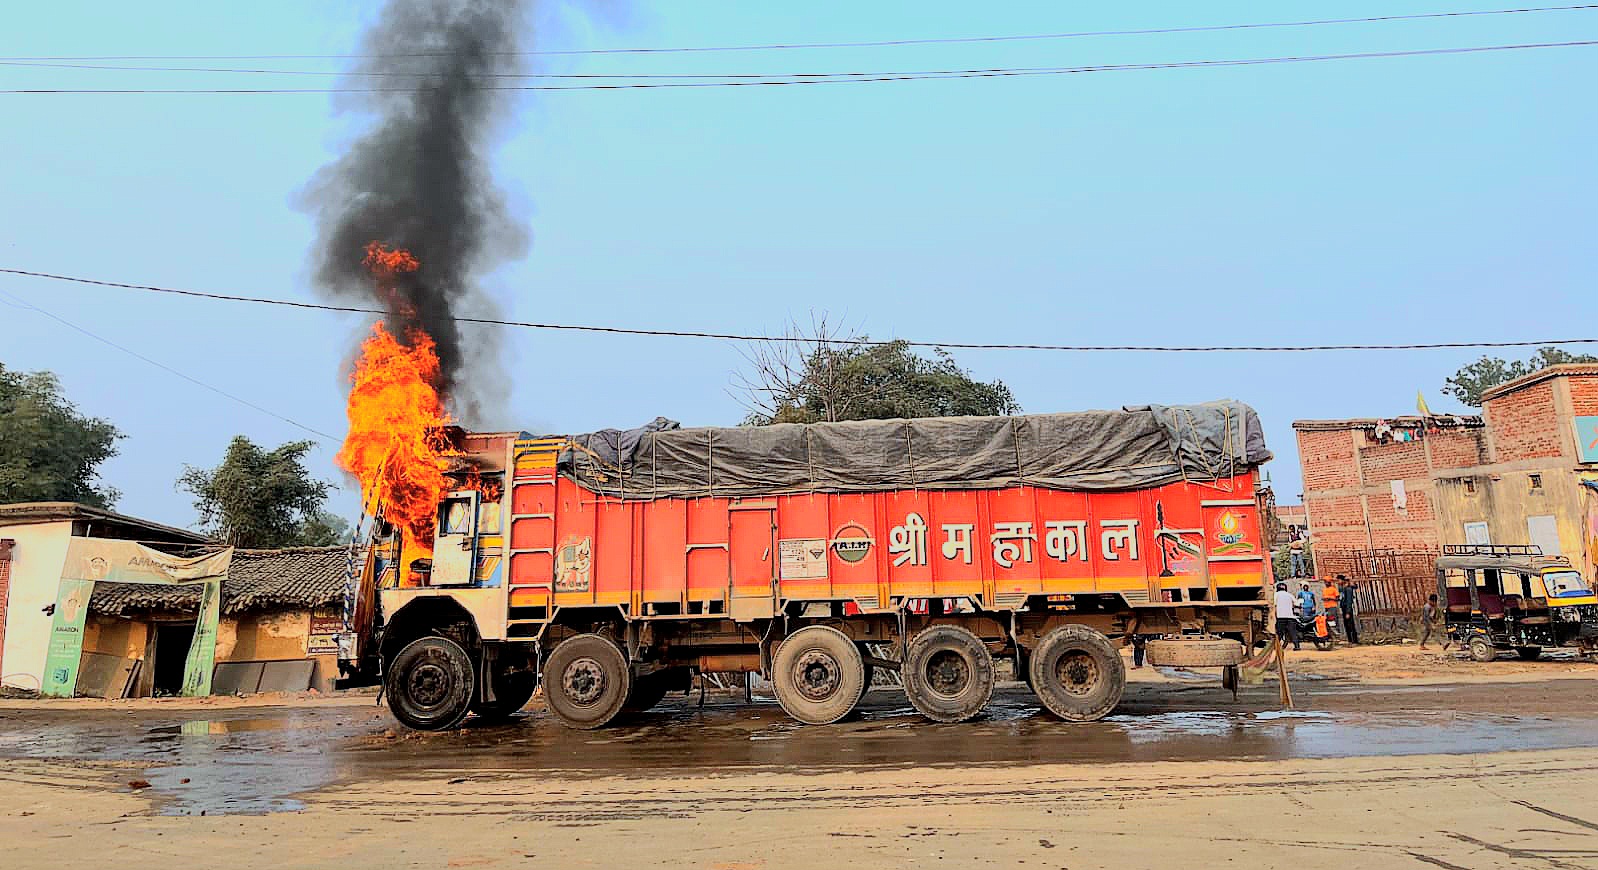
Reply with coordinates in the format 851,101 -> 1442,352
562,656 -> 607,707
792,649 -> 842,702
924,649 -> 970,698
1056,651 -> 1101,697
407,658 -> 452,709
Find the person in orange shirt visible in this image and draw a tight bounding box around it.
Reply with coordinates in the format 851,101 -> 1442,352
1322,578 -> 1342,645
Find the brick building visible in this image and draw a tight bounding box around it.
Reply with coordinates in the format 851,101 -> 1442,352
1293,415 -> 1485,555
1295,363 -> 1598,598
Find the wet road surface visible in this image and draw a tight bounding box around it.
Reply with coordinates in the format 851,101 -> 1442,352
3,676 -> 1597,817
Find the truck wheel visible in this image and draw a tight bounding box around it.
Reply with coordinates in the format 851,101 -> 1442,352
772,626 -> 866,725
544,634 -> 632,730
386,636 -> 475,731
625,667 -> 687,712
470,665 -> 537,722
1516,646 -> 1542,661
1467,635 -> 1497,663
1029,625 -> 1125,722
903,625 -> 995,723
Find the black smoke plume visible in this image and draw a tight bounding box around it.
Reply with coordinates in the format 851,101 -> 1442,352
301,0 -> 529,419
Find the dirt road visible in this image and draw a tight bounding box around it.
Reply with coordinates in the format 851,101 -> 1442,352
5,741 -> 1597,869
2,652 -> 1596,868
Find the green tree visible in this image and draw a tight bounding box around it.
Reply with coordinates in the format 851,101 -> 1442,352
0,363 -> 122,507
737,318 -> 1020,424
1444,347 -> 1598,407
300,510 -> 353,546
178,436 -> 340,548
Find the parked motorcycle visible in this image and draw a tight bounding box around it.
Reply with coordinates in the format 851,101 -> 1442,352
1294,612 -> 1333,651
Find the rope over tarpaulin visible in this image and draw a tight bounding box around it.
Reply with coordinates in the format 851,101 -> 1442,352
558,400 -> 1271,501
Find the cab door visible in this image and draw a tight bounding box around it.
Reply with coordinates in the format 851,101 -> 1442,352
431,490 -> 480,586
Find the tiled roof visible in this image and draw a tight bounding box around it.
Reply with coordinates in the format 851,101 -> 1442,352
89,546 -> 352,617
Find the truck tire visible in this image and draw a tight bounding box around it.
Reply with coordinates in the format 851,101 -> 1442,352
625,667 -> 687,712
1467,635 -> 1497,663
903,625 -> 995,723
470,665 -> 537,722
1029,625 -> 1125,722
772,626 -> 866,725
1516,646 -> 1542,661
1144,638 -> 1246,668
544,634 -> 632,730
386,636 -> 475,731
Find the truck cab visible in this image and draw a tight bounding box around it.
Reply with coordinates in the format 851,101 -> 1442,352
1437,544 -> 1598,662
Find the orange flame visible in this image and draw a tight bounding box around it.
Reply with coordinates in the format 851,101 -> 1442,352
363,241 -> 420,316
338,244 -> 456,582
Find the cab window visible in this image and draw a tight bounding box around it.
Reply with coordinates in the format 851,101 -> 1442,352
1545,570 -> 1593,598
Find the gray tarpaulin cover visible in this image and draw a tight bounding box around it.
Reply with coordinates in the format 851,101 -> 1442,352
558,400 -> 1270,500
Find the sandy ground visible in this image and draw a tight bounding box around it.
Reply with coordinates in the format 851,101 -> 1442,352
3,646 -> 1596,869
4,748 -> 1596,869
1279,639 -> 1598,682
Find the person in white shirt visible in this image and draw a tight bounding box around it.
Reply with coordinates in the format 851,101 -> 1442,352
1273,581 -> 1300,651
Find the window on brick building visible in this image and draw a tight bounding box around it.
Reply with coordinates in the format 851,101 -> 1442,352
1529,474 -> 1542,491
1464,479 -> 1477,495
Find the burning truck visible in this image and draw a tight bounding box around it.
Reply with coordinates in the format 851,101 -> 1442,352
304,0 -> 1274,732
341,401 -> 1275,731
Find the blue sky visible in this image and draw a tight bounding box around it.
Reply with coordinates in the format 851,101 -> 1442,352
2,2 -> 1594,530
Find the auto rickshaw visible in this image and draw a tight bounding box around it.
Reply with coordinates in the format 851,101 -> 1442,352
1438,544 -> 1598,662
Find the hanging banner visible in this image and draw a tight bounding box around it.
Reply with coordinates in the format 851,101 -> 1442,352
181,578 -> 223,697
39,579 -> 94,698
60,538 -> 231,584
51,538 -> 232,698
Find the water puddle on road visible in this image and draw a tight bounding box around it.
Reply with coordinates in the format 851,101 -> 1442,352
4,686 -> 1598,818
0,708 -> 379,817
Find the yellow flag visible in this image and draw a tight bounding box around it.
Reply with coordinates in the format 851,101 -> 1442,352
1417,391 -> 1432,416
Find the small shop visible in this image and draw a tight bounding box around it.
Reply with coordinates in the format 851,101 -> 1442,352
42,541 -> 352,698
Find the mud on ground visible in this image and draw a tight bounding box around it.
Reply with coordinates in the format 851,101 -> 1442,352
2,646 -> 1596,868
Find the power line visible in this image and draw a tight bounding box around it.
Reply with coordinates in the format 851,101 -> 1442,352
4,267 -> 1594,355
4,40 -> 1596,93
3,4 -> 1594,60
0,286 -> 338,441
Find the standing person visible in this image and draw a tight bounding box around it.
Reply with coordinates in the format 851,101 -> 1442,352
1130,634 -> 1148,669
1322,576 -> 1343,642
1289,533 -> 1307,578
1419,593 -> 1449,649
1341,577 -> 1361,645
1274,581 -> 1300,651
1297,582 -> 1318,622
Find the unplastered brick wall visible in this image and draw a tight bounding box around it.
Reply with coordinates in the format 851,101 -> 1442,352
1485,380 -> 1565,462
1569,374 -> 1598,416
1367,526 -> 1439,551
1357,438 -> 1431,483
1428,429 -> 1488,468
1298,430 -> 1359,490
1305,494 -> 1365,531
1314,529 -> 1373,550
1367,489 -> 1434,525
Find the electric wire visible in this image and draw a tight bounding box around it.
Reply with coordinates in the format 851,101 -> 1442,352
4,41 -> 1595,93
3,268 -> 1592,355
2,4 -> 1593,60
0,286 -> 338,441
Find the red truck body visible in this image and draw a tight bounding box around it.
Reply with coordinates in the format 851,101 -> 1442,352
504,435 -> 1265,617
367,409 -> 1272,732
